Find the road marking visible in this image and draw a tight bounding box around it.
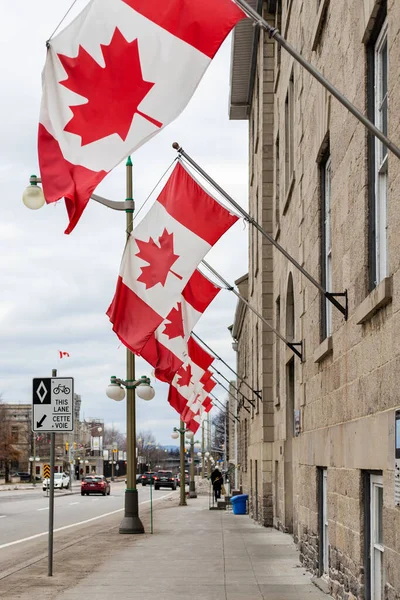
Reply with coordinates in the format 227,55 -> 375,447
0,492 -> 174,550
37,507 -> 49,511
0,516 -> 6,519
69,502 -> 79,506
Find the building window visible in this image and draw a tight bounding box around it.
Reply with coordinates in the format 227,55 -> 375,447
11,426 -> 19,442
285,73 -> 295,194
244,418 -> 248,471
321,153 -> 332,339
275,296 -> 281,401
275,135 -> 280,230
364,472 -> 384,600
367,10 -> 388,289
318,467 -> 329,577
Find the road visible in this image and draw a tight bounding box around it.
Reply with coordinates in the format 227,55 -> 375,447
0,481 -> 178,585
0,482 -> 175,547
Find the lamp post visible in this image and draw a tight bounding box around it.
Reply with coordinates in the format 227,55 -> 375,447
171,422 -> 193,506
204,451 -> 210,478
24,158 -> 153,535
185,433 -> 199,499
29,455 -> 40,486
106,375 -> 155,533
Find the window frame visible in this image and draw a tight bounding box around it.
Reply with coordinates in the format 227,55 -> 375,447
367,7 -> 388,291
320,151 -> 332,340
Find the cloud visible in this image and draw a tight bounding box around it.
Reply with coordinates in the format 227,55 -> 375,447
0,1 -> 248,445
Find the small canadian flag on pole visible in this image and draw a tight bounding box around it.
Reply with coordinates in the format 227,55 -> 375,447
59,351 -> 70,358
38,0 -> 246,233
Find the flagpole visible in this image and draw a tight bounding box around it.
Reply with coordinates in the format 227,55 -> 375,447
201,259 -> 303,361
191,332 -> 262,400
233,0 -> 400,162
173,143 -> 348,320
119,156 -> 144,535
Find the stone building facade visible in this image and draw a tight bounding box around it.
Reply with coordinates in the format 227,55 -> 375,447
229,1 -> 400,598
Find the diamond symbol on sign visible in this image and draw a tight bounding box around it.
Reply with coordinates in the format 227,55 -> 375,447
36,381 -> 48,403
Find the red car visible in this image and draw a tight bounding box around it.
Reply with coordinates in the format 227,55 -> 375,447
81,475 -> 110,496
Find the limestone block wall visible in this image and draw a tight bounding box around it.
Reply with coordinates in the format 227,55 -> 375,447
269,0 -> 400,598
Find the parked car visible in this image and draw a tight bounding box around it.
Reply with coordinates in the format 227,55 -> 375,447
125,474 -> 142,485
153,471 -> 177,490
12,472 -> 32,481
141,472 -> 156,486
42,472 -> 70,490
176,471 -> 190,487
81,475 -> 110,496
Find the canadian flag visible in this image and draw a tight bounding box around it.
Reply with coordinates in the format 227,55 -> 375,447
107,162 -> 238,354
38,0 -> 245,233
140,268 -> 220,383
168,336 -> 215,425
59,351 -> 70,358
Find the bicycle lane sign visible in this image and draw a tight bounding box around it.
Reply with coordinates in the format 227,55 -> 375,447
32,377 -> 74,433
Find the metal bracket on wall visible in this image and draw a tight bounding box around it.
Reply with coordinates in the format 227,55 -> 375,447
287,341 -> 303,361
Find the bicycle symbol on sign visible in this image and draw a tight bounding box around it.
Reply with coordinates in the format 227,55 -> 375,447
53,384 -> 70,394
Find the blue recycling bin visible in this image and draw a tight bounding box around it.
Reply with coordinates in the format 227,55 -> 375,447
230,494 -> 248,515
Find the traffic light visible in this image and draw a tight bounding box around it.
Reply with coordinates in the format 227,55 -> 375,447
65,442 -> 69,452
73,442 -> 77,449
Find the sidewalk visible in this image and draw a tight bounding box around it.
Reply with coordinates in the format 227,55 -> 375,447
58,496 -> 329,600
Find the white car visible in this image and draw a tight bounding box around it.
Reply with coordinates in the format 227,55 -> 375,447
42,472 -> 70,491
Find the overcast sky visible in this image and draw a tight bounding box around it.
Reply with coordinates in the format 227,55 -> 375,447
0,1 -> 248,446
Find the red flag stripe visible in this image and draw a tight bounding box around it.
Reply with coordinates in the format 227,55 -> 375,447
181,269 -> 220,313
122,0 -> 245,59
107,276 -> 162,354
188,336 -> 214,370
38,125 -> 107,234
157,163 -> 238,246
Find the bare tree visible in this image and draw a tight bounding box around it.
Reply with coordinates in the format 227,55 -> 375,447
0,400 -> 20,483
103,425 -> 126,451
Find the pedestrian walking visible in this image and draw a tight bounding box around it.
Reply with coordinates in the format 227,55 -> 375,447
210,467 -> 223,503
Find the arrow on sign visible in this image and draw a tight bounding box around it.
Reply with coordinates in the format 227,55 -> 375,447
36,415 -> 47,428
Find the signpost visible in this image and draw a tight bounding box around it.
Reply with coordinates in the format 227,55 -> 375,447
32,377 -> 74,433
32,373 -> 74,576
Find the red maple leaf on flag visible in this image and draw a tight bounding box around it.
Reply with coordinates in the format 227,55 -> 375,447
136,228 -> 182,289
176,364 -> 193,388
58,28 -> 163,146
163,303 -> 185,340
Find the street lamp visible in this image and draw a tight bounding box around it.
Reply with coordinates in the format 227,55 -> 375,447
185,432 -> 199,499
23,159 -> 139,535
106,374 -> 155,533
29,456 -> 40,486
171,422 -> 192,506
22,175 -> 45,210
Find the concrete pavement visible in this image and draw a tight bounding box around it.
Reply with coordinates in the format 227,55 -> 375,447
57,495 -> 330,600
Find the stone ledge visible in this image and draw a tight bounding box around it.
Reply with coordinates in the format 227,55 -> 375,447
314,336 -> 333,363
355,276 -> 392,325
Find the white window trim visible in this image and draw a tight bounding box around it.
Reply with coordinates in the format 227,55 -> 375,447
370,474 -> 383,600
324,156 -> 332,338
374,20 -> 388,285
322,468 -> 329,577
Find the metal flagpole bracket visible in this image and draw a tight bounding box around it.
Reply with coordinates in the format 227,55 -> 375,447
28,177 -> 135,212
287,341 -> 303,361
173,144 -> 348,324
201,259 -> 304,362
326,290 -> 348,321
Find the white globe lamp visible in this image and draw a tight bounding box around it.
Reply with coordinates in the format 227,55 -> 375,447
22,180 -> 45,210
106,383 -> 125,401
136,384 -> 155,401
